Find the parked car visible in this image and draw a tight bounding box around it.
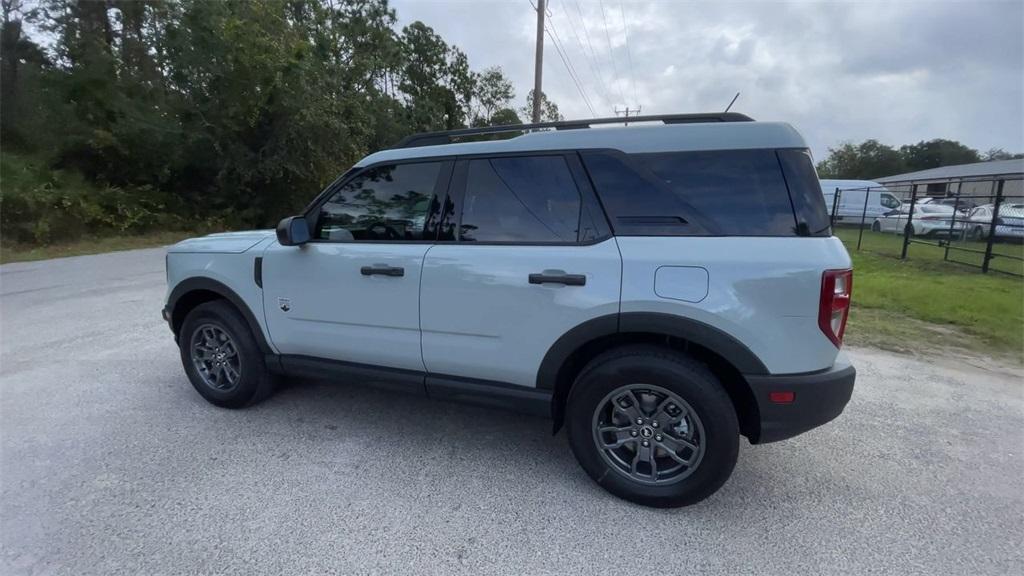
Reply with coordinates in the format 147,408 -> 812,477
871,203 -> 967,236
932,197 -> 980,213
965,204 -> 1024,240
820,179 -> 901,224
163,113 -> 856,508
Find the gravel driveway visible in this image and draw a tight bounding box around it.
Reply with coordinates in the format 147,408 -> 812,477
2,248 -> 1022,575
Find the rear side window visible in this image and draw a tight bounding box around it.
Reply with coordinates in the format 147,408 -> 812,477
459,156 -> 581,242
777,149 -> 831,236
582,149 -> 827,237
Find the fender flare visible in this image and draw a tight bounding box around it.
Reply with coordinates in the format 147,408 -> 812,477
166,277 -> 273,354
536,311 -> 768,391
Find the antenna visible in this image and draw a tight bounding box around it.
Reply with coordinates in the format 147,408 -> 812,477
724,92 -> 740,113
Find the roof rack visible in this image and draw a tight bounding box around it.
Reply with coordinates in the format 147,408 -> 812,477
391,112 -> 755,149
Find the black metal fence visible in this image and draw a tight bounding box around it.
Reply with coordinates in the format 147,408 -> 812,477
826,175 -> 1024,276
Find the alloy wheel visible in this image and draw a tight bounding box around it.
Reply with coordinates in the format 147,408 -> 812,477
189,323 -> 242,391
592,384 -> 706,485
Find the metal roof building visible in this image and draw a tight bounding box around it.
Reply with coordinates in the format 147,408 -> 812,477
875,159 -> 1023,200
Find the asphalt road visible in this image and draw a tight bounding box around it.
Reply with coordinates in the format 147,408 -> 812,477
1,247 -> 1022,575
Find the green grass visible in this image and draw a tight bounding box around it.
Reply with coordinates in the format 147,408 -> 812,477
836,228 -> 1024,362
0,231 -> 203,264
834,227 -> 1024,276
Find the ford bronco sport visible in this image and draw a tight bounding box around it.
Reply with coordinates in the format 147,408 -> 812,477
163,113 -> 855,507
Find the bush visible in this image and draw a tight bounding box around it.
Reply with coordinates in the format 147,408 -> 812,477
0,152 -> 196,244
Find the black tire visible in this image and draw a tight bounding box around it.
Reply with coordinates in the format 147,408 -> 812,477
179,300 -> 276,408
565,345 -> 739,508
969,226 -> 985,241
871,221 -> 881,233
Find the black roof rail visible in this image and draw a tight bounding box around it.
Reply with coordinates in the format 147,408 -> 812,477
390,112 -> 755,149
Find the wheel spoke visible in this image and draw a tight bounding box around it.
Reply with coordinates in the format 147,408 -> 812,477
632,441 -> 655,478
222,361 -> 240,384
652,397 -> 684,425
611,390 -> 644,423
598,426 -> 636,449
658,434 -> 699,465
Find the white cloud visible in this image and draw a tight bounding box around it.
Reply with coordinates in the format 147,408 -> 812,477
393,0 -> 1024,159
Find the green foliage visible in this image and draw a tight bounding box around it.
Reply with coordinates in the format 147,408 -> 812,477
982,148 -> 1024,161
815,140 -> 906,179
899,139 -> 981,172
817,137 -> 1020,180
522,89 -> 563,123
472,66 -> 515,125
1,0 -> 563,246
0,151 -> 195,244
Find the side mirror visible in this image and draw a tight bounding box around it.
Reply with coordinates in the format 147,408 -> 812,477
276,216 -> 311,246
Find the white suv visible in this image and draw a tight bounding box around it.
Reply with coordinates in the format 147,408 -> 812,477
163,113 -> 856,507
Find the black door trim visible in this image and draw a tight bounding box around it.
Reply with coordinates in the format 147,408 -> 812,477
275,355 -> 552,417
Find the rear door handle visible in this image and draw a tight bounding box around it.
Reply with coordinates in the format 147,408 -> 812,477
529,272 -> 586,286
361,265 -> 405,277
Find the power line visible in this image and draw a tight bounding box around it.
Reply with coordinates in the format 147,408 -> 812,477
546,25 -> 597,116
618,0 -> 639,107
598,0 -> 626,106
558,0 -> 613,111
573,0 -> 617,112
546,10 -> 597,116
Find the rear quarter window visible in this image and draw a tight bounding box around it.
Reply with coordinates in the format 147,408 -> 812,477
581,149 -> 827,237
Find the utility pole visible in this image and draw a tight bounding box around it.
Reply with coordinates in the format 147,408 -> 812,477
615,105 -> 641,125
532,0 -> 545,123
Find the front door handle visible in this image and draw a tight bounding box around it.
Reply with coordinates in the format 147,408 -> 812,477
361,265 -> 405,277
529,272 -> 586,286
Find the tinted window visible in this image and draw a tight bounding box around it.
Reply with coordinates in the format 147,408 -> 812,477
460,156 -> 581,242
316,162 -> 442,241
777,149 -> 831,236
582,149 -> 802,236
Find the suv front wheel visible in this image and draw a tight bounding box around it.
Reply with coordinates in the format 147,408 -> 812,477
566,345 -> 739,508
179,300 -> 277,408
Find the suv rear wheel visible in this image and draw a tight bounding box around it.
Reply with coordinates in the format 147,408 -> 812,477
566,345 -> 739,507
179,300 -> 276,408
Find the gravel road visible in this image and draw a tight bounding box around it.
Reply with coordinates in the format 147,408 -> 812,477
2,247 -> 1022,575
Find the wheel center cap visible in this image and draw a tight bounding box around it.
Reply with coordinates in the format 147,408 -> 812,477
640,426 -> 654,438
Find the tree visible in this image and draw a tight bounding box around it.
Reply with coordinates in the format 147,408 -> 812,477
521,89 -> 563,123
982,148 -> 1024,161
899,139 -> 980,172
816,140 -> 906,179
1,0 -> 47,146
399,21 -> 474,132
488,108 -> 522,126
472,66 -> 514,125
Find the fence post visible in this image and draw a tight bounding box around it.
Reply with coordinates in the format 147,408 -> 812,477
901,182 -> 918,259
982,179 -> 1005,273
856,186 -> 871,251
943,178 -> 965,262
830,187 -> 841,228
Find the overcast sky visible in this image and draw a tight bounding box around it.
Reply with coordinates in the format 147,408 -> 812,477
392,0 -> 1023,161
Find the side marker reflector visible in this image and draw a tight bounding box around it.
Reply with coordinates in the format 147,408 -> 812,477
769,391 -> 795,404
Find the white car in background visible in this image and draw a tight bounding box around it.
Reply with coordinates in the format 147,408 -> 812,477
871,203 -> 966,237
964,204 -> 1024,241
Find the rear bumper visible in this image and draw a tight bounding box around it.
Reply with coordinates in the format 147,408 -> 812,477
746,352 -> 856,444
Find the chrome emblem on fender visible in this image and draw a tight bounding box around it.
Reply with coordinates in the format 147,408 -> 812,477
278,297 -> 291,312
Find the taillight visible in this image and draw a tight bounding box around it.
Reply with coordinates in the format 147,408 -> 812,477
819,269 -> 853,348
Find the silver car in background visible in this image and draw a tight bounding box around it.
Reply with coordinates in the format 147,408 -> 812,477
871,203 -> 967,237
965,204 -> 1024,240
